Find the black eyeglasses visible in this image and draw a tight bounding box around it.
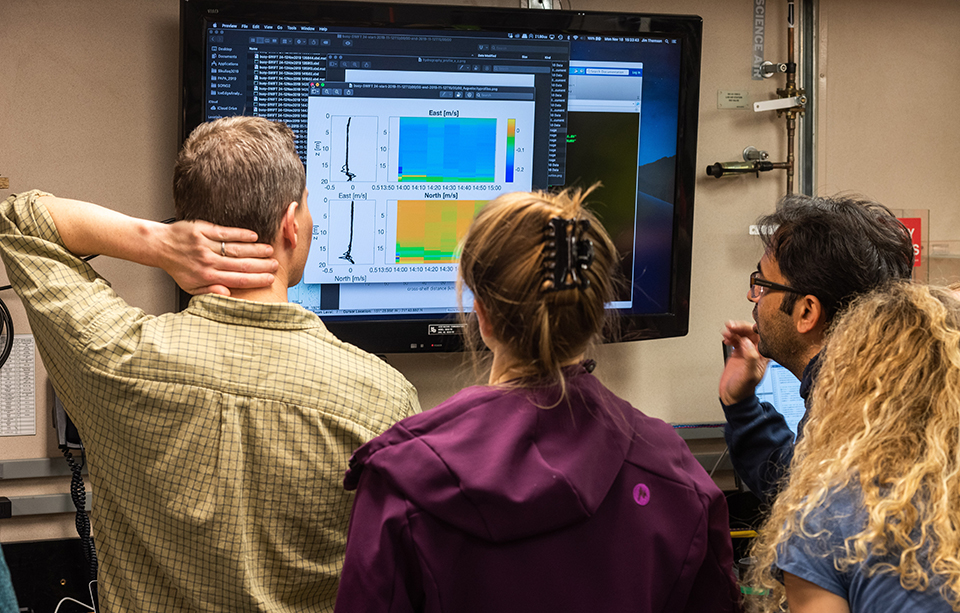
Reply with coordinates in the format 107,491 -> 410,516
749,271 -> 803,300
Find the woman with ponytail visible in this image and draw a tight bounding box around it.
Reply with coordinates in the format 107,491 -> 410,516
335,188 -> 740,613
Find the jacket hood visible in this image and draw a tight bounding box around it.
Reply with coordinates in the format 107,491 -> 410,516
345,368 -> 632,543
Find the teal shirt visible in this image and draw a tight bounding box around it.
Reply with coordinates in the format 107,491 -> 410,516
0,544 -> 17,613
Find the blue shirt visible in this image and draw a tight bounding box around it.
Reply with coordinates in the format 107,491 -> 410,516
777,487 -> 952,612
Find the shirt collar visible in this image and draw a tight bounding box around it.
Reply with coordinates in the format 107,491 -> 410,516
185,294 -> 324,331
799,351 -> 822,399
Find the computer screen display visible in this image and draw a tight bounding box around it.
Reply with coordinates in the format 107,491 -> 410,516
723,343 -> 806,440
180,0 -> 702,353
755,362 -> 805,439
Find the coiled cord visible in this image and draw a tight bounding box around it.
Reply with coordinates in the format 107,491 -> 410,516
63,448 -> 98,583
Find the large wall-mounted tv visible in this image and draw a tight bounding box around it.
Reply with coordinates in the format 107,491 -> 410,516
180,0 -> 702,354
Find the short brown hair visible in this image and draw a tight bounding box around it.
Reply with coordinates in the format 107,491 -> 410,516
174,116 -> 306,242
458,186 -> 620,386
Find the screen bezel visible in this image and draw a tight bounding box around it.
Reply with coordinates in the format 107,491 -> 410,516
179,0 -> 702,353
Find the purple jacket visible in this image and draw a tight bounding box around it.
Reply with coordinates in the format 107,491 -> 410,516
336,366 -> 741,613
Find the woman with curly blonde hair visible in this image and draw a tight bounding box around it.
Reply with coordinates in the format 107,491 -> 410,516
745,281 -> 960,612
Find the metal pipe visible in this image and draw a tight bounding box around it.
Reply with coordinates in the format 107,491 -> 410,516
785,0 -> 797,194
786,116 -> 795,194
799,0 -> 817,195
787,0 -> 797,77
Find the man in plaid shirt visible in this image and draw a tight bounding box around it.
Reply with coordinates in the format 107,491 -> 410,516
0,116 -> 420,612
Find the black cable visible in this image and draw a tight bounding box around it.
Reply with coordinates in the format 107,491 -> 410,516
0,298 -> 12,370
63,447 -> 98,583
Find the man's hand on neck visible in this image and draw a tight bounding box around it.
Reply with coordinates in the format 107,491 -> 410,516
40,196 -> 280,298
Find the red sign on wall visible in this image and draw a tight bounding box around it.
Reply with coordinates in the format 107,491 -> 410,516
899,217 -> 922,267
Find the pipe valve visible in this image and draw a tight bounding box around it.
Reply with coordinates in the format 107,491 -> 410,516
706,160 -> 775,178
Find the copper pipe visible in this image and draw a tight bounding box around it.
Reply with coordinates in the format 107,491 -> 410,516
787,1 -> 795,72
786,116 -> 796,194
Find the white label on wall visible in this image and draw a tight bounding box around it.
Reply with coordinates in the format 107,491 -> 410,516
0,335 -> 36,436
719,90 -> 751,109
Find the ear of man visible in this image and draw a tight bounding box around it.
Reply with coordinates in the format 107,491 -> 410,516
793,294 -> 827,339
279,201 -> 300,250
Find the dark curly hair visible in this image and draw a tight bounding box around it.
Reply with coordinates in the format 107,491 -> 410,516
758,193 -> 914,324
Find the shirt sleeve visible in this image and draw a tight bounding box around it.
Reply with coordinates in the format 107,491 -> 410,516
335,468 -> 424,613
721,394 -> 795,501
403,388 -> 423,419
0,191 -> 145,426
776,493 -> 857,600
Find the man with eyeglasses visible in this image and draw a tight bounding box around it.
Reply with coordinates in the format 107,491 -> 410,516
718,193 -> 913,501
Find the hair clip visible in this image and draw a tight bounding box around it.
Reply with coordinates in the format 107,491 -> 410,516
542,217 -> 595,292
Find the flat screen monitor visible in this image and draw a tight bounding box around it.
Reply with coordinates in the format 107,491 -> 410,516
180,0 -> 702,354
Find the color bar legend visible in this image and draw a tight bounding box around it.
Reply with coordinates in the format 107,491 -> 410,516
506,118 -> 516,183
